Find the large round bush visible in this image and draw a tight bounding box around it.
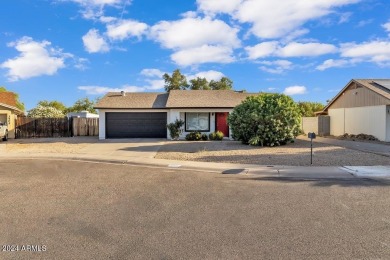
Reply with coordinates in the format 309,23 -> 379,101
228,93 -> 301,146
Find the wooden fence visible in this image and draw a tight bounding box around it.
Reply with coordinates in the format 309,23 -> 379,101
15,117 -> 99,138
72,118 -> 99,136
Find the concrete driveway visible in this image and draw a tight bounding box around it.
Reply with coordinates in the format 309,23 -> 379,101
79,138 -> 167,159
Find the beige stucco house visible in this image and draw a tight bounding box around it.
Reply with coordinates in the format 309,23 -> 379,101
94,90 -> 254,140
0,92 -> 24,139
321,79 -> 390,142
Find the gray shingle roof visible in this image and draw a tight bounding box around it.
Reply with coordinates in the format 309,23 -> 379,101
95,90 -> 257,109
94,92 -> 168,109
166,90 -> 255,108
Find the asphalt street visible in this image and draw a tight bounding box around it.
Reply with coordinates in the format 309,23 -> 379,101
0,159 -> 389,259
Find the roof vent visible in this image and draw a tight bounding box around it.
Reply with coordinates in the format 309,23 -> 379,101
121,91 -> 126,96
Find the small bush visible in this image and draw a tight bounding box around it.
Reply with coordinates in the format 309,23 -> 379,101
209,131 -> 224,141
201,133 -> 208,140
185,131 -> 202,141
167,119 -> 184,140
209,132 -> 217,140
215,131 -> 224,140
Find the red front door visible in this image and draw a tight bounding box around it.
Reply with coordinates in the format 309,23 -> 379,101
216,112 -> 229,137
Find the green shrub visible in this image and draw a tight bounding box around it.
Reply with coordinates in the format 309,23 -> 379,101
209,131 -> 224,141
215,131 -> 224,140
228,93 -> 301,146
201,133 -> 208,140
167,119 -> 184,140
185,131 -> 202,141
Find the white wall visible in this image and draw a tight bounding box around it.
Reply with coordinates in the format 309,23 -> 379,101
168,108 -> 232,139
329,105 -> 387,141
386,105 -> 390,142
329,108 -> 345,136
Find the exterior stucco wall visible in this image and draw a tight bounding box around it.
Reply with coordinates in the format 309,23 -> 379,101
328,108 -> 345,136
0,109 -> 17,139
169,108 -> 232,139
329,105 -> 387,141
386,105 -> 390,142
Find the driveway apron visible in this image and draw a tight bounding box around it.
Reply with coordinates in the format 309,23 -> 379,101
79,138 -> 166,159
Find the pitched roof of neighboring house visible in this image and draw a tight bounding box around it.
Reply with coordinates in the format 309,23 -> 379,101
165,90 -> 255,108
0,92 -> 17,107
95,92 -> 169,109
322,79 -> 390,112
95,90 -> 256,109
0,102 -> 24,115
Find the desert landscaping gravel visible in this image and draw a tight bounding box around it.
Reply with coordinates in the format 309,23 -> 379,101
4,137 -> 97,154
155,138 -> 390,166
2,137 -> 389,166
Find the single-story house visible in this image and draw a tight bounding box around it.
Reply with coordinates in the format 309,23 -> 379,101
94,90 -> 255,139
0,92 -> 24,139
67,110 -> 99,118
321,79 -> 390,141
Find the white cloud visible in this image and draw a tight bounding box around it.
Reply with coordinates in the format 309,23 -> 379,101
382,21 -> 390,34
338,12 -> 352,24
278,42 -> 337,57
67,0 -> 124,5
1,37 -> 67,81
171,45 -> 234,66
246,41 -> 337,59
196,0 -> 242,15
140,68 -> 165,78
356,19 -> 373,27
190,70 -> 225,81
197,0 -> 359,39
283,85 -> 307,95
64,0 -> 129,20
79,85 -> 145,95
316,59 -> 350,71
106,19 -> 148,41
340,41 -> 390,64
259,60 -> 293,74
82,29 -> 109,53
99,16 -> 117,23
150,17 -> 240,50
245,41 -> 279,59
144,79 -> 165,90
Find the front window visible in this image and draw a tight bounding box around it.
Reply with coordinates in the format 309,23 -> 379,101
185,113 -> 210,132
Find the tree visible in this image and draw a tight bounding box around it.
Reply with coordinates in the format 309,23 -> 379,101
297,101 -> 325,117
67,97 -> 97,114
163,69 -> 189,92
189,77 -> 210,90
27,105 -> 65,118
0,86 -> 25,111
228,93 -> 301,146
37,100 -> 67,113
209,77 -> 233,90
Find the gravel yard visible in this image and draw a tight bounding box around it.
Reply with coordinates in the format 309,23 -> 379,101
155,139 -> 390,166
2,136 -> 389,166
3,137 -> 97,154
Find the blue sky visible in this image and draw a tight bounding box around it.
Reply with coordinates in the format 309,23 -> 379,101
1,0 -> 390,110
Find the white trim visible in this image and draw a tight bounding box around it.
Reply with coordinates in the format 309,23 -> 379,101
98,108 -> 233,140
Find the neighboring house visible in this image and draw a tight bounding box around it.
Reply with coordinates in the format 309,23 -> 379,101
67,111 -> 99,118
320,79 -> 390,141
94,90 -> 255,139
0,92 -> 24,139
